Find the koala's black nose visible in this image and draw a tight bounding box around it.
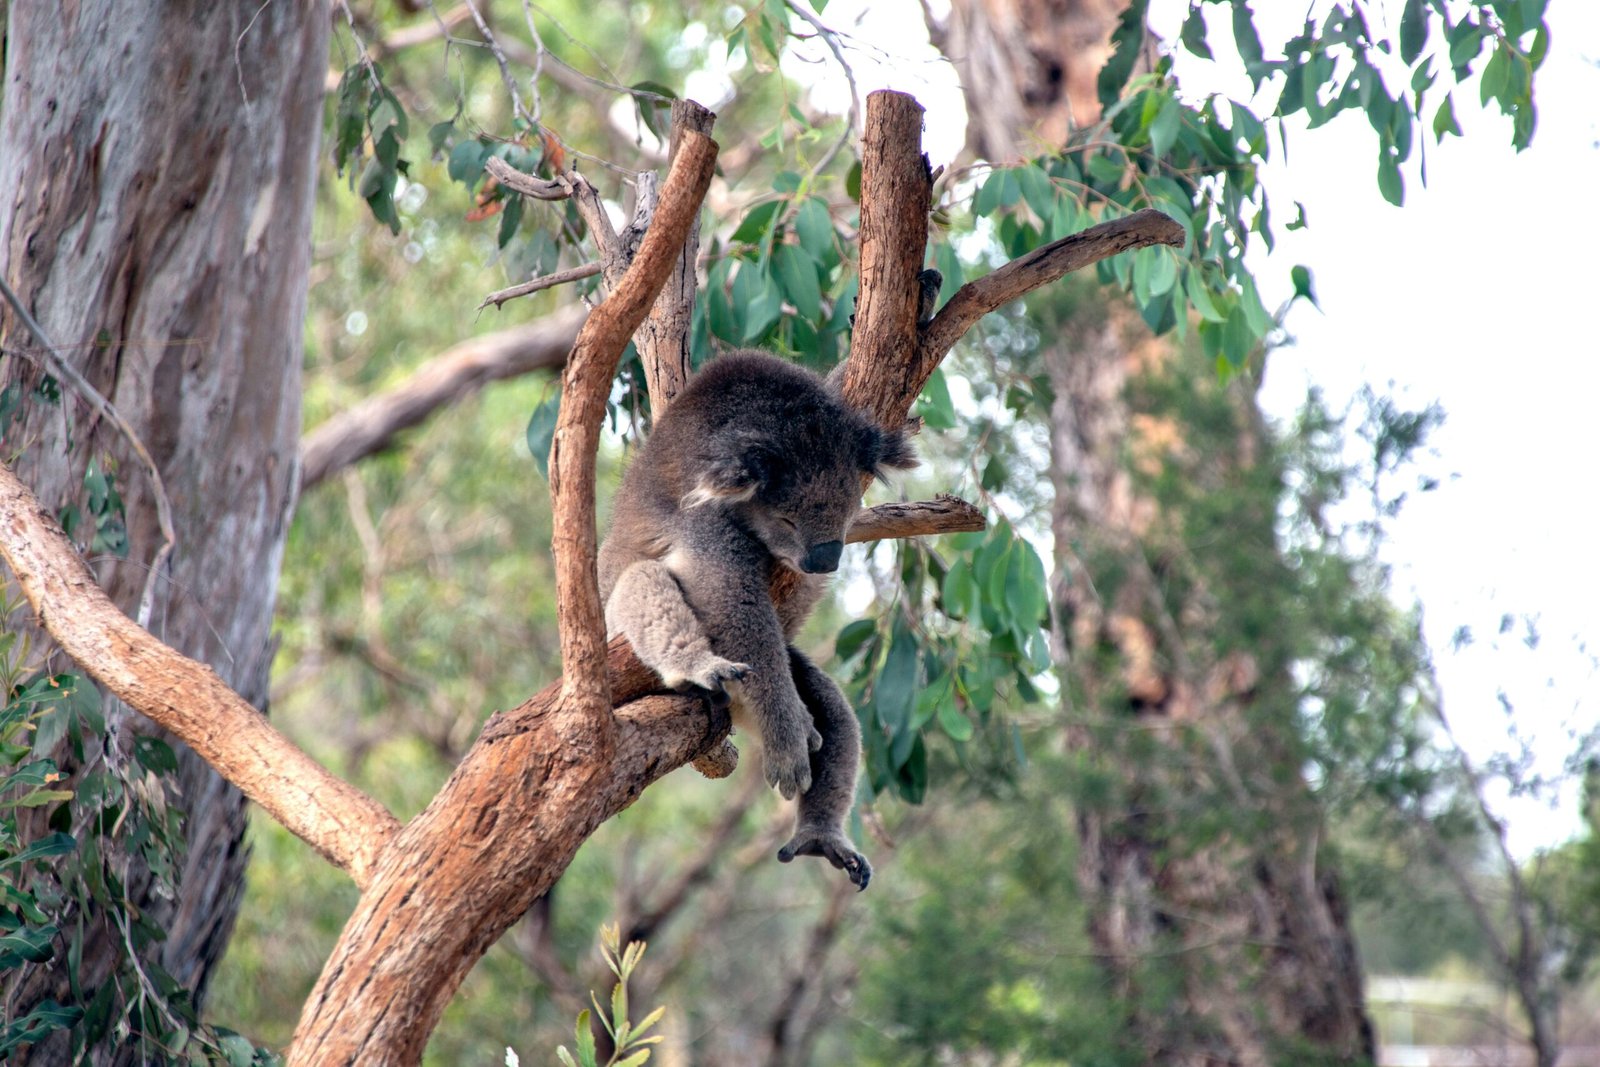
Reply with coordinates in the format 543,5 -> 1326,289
801,540 -> 844,574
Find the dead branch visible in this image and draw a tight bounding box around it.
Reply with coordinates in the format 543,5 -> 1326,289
635,99 -> 717,418
847,494 -> 985,543
477,262 -> 601,310
0,463 -> 400,886
299,303 -> 586,491
482,155 -> 573,201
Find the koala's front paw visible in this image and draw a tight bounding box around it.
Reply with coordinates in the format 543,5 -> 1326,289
664,656 -> 749,708
762,734 -> 814,800
778,828 -> 873,891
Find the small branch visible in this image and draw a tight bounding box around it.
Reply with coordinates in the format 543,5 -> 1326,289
461,0 -> 533,128
912,208 -> 1185,406
566,171 -> 628,285
0,463 -> 400,885
0,276 -> 177,631
299,304 -> 586,491
477,261 -> 601,310
547,130 -> 718,748
845,494 -> 985,543
483,155 -> 574,201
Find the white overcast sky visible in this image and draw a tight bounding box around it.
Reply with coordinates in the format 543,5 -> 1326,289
776,0 -> 1599,852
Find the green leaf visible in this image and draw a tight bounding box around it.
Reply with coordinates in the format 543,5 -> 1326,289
835,619 -> 877,661
937,701 -> 974,742
1290,264 -> 1319,309
1232,1 -> 1266,82
0,925 -> 56,965
497,194 -> 524,249
1399,0 -> 1427,65
731,201 -> 782,244
1,831 -> 75,870
447,140 -> 490,187
525,389 -> 561,480
1186,269 -> 1226,323
794,197 -> 835,263
876,621 -> 920,742
1097,0 -> 1150,106
1376,149 -> 1404,206
731,261 -> 783,342
615,1051 -> 651,1067
1179,5 -> 1212,59
1479,44 -> 1511,108
630,1004 -> 666,1041
575,1009 -> 597,1067
1148,97 -> 1182,158
773,244 -> 822,321
916,368 -> 958,431
1016,163 -> 1055,221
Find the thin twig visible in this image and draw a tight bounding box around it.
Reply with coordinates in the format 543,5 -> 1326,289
478,261 -> 602,310
0,276 -> 177,630
783,0 -> 860,182
461,0 -> 534,128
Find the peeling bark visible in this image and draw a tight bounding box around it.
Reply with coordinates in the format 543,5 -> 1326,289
0,4 -> 327,1062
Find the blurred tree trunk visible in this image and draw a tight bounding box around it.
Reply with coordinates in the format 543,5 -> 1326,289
930,2 -> 1375,1062
0,3 -> 326,1061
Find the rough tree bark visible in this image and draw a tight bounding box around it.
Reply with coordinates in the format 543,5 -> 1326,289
929,1 -> 1376,1061
0,4 -> 327,1063
0,78 -> 1181,1062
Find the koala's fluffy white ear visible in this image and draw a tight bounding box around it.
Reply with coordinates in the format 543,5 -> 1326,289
683,431 -> 783,508
860,424 -> 919,480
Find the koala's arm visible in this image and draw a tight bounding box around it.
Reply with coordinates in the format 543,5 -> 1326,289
656,536 -> 822,801
604,558 -> 748,696
779,647 -> 872,890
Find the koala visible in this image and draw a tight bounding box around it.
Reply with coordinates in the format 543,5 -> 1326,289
598,351 -> 916,891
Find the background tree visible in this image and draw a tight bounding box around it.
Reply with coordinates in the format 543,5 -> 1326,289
0,5 -> 327,1062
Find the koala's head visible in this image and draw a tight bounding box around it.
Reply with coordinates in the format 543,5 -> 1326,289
685,412 -> 917,574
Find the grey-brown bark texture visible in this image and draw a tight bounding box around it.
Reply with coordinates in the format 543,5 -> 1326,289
930,0 -> 1376,1062
0,3 -> 328,1062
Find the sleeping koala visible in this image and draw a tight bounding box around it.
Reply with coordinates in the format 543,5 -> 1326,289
598,351 -> 916,891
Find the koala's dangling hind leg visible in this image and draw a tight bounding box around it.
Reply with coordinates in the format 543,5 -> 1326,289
778,647 -> 873,891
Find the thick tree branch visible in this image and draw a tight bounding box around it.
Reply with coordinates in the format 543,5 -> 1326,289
286,131 -> 720,1065
548,129 -> 719,748
0,463 -> 400,886
837,90 -> 933,427
300,304 -> 586,490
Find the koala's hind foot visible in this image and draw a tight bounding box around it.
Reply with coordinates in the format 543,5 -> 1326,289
778,827 -> 872,891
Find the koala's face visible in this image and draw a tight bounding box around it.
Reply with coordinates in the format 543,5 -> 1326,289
686,417 -> 917,574
742,461 -> 863,575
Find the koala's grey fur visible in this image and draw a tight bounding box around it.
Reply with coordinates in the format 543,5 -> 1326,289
599,351 -> 915,891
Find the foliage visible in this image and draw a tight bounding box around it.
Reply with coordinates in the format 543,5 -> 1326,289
0,585 -> 279,1064
554,924 -> 666,1067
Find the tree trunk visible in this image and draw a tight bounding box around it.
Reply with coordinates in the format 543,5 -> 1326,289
1045,310 -> 1372,1065
930,1 -> 1376,1062
0,3 -> 327,1061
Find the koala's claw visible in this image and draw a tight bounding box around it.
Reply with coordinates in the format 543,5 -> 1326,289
763,745 -> 813,800
778,829 -> 873,891
668,657 -> 749,707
